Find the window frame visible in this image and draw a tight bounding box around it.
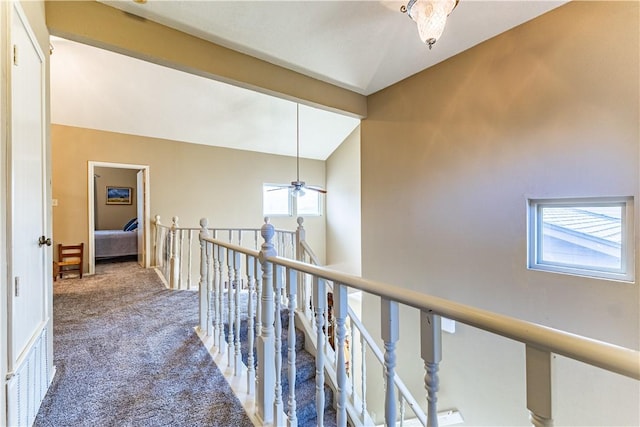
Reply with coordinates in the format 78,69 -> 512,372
527,196 -> 635,282
262,183 -> 324,217
294,189 -> 323,217
263,183 -> 293,217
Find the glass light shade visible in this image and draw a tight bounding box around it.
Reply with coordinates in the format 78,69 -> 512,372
407,0 -> 456,46
292,188 -> 305,198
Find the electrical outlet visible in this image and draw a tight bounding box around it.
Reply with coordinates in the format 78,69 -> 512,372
438,409 -> 464,426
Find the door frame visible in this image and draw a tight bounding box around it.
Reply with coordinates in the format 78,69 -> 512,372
2,1 -> 52,424
87,161 -> 150,275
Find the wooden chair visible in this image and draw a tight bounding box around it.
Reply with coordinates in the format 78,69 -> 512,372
57,243 -> 84,279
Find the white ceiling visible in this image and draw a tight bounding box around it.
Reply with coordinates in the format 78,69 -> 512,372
50,1 -> 567,160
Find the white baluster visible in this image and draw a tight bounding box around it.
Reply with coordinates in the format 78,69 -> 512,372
198,219 -> 210,334
257,217 -> 276,423
334,283 -> 348,427
286,267 -> 298,427
247,255 -> 256,395
273,265 -> 286,426
212,244 -> 220,345
206,237 -> 213,338
421,311 -> 442,427
187,229 -> 193,290
178,228 -> 185,289
360,333 -> 367,423
234,251 -> 242,376
163,227 -> 170,280
526,345 -> 554,427
349,317 -> 355,402
170,216 -> 180,290
154,215 -> 163,267
381,298 -> 399,427
324,295 -> 330,359
227,248 -> 235,366
256,260 -> 262,338
289,233 -> 295,260
217,245 -> 227,354
314,277 -> 326,426
400,394 -> 406,426
295,217 -> 306,313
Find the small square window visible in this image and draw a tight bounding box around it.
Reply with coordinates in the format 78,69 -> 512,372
296,190 -> 322,216
263,184 -> 292,216
263,183 -> 324,217
528,197 -> 634,282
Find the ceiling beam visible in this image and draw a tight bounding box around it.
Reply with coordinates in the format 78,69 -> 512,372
45,1 -> 367,119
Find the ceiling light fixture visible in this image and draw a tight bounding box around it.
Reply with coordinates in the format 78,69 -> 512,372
401,0 -> 459,49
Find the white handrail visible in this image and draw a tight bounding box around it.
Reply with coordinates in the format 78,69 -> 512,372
203,233 -> 639,380
260,255 -> 640,381
300,240 -> 320,265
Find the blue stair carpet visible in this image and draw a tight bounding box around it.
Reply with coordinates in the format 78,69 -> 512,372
224,308 -> 337,427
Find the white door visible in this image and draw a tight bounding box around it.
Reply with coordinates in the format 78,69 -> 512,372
136,169 -> 145,267
6,3 -> 51,426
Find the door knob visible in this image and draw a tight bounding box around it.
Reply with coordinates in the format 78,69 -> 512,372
38,236 -> 52,247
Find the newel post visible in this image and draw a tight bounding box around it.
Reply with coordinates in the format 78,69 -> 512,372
170,216 -> 180,289
154,215 -> 163,267
198,218 -> 210,334
257,217 -> 277,424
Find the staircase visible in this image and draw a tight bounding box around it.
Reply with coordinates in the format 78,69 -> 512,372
226,307 -> 338,427
155,216 -> 640,426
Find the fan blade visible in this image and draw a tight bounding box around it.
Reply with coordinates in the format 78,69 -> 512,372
306,185 -> 327,194
267,185 -> 293,192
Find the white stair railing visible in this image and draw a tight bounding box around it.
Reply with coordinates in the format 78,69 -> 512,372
295,217 -> 415,425
152,215 -> 295,291
194,216 -> 639,427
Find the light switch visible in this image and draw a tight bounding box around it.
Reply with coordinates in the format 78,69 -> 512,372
52,199 -> 58,207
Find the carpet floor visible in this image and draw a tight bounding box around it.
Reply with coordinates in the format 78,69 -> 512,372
34,261 -> 254,427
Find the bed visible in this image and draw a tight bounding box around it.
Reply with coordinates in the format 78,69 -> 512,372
95,230 -> 138,258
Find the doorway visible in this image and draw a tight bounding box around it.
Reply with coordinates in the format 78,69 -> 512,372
87,161 -> 150,275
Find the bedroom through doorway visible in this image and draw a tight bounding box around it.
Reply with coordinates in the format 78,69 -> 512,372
87,161 -> 150,275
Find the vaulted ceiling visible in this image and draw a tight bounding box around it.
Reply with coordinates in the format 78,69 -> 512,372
50,1 -> 567,160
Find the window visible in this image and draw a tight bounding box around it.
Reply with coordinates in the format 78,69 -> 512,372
296,190 -> 322,216
263,184 -> 291,216
262,183 -> 324,217
528,197 -> 634,282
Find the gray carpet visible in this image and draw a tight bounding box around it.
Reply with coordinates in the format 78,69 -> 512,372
34,261 -> 253,427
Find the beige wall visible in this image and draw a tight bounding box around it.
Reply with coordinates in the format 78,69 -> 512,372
326,125 -> 361,275
94,167 -> 137,230
52,125 -> 327,268
361,1 -> 639,425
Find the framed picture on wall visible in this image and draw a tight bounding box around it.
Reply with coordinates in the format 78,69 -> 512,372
106,186 -> 132,205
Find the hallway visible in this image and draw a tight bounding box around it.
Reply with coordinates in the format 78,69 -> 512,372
33,261 -> 253,426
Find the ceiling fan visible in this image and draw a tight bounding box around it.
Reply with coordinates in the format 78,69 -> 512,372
270,104 -> 327,197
